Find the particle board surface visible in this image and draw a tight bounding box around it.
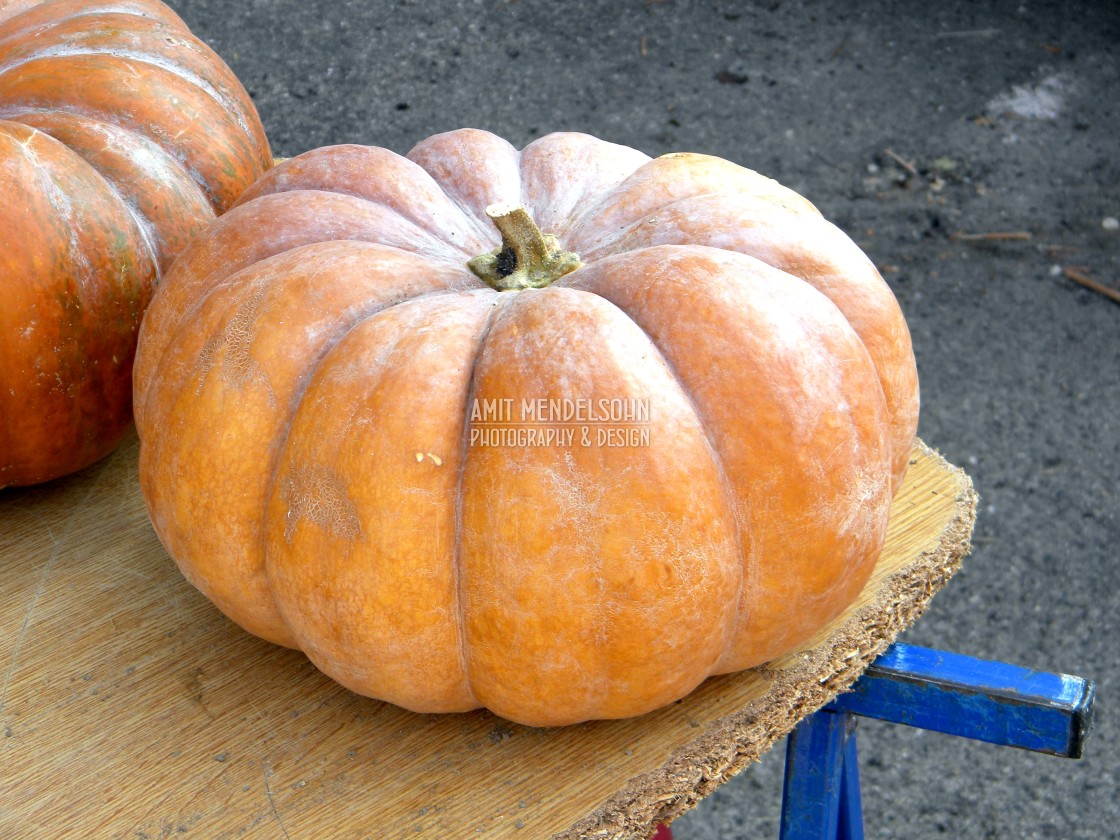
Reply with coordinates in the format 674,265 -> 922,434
0,433 -> 974,839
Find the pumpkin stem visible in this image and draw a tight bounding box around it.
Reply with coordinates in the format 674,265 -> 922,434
468,203 -> 582,291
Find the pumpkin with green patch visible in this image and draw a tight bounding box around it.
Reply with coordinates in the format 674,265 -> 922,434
134,129 -> 918,726
0,0 -> 270,488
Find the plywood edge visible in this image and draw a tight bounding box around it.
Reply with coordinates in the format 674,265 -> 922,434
556,440 -> 977,840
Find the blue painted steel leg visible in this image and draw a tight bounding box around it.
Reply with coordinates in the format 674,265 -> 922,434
780,710 -> 861,840
777,645 -> 1095,840
837,732 -> 864,840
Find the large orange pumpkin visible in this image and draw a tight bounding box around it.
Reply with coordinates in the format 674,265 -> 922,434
133,129 -> 919,726
0,0 -> 270,488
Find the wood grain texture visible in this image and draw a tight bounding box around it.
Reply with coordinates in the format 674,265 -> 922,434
0,434 -> 973,838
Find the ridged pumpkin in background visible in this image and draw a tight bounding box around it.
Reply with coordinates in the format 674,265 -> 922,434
0,0 -> 271,488
134,129 -> 919,726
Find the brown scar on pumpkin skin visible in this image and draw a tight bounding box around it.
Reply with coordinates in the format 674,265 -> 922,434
195,279 -> 276,404
283,463 -> 361,543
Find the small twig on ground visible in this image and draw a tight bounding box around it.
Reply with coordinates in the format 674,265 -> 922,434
1042,244 -> 1079,257
950,231 -> 1033,241
1062,266 -> 1120,305
883,147 -> 919,177
827,32 -> 849,61
935,29 -> 1002,39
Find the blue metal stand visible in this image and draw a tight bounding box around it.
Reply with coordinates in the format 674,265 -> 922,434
778,643 -> 1095,840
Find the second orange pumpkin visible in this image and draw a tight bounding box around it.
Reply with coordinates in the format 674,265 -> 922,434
0,0 -> 271,488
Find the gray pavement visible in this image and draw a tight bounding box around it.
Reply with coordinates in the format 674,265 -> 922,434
176,1 -> 1119,836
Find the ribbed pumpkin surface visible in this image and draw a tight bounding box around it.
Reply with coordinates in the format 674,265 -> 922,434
134,129 -> 918,726
0,0 -> 270,487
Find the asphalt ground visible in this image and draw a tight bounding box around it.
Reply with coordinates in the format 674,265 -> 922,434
172,1 -> 1120,837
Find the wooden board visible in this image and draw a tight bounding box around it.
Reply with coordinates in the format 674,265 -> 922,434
0,433 -> 974,839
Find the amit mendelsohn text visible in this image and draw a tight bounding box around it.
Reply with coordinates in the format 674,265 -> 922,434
470,397 -> 651,425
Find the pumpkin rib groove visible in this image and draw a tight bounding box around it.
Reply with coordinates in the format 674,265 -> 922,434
0,54 -> 261,210
1,119 -> 157,485
239,187 -> 478,263
574,192 -> 803,261
563,154 -> 821,257
0,13 -> 183,50
454,286 -> 744,723
7,118 -> 164,279
67,139 -> 161,280
8,121 -> 156,314
0,45 -> 262,149
556,277 -> 748,660
515,131 -> 651,241
566,191 -> 719,257
262,304 -> 432,658
8,108 -> 219,274
135,234 -> 478,427
565,265 -> 757,666
142,253 -> 479,645
159,249 -> 476,436
553,280 -> 752,654
0,3 -> 184,38
133,204 -> 469,426
406,129 -> 523,248
570,189 -> 817,259
445,293 -> 508,708
563,244 -> 892,672
242,191 -> 472,265
418,176 -> 497,250
0,95 -> 229,209
258,289 -> 496,697
233,149 -> 488,256
263,282 -> 485,428
247,280 -> 484,450
0,18 -> 251,112
571,193 -> 916,490
402,160 -> 495,247
5,106 -> 215,205
581,229 -> 896,447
